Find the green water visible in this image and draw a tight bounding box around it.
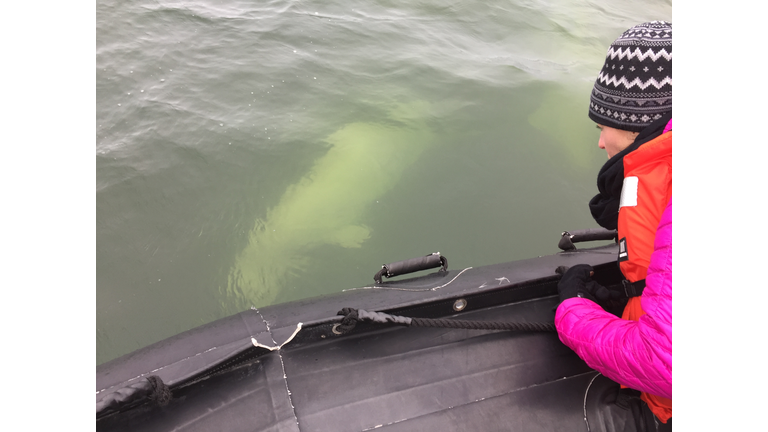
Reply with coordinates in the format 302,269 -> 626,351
96,0 -> 672,365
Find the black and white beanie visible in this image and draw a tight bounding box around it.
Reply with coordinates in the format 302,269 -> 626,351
588,21 -> 672,132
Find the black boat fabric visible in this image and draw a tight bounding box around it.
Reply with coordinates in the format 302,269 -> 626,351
96,243 -> 654,431
96,296 -> 646,432
95,298 -> 575,431
283,297 -> 589,432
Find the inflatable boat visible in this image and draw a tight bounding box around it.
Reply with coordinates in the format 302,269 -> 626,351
96,228 -> 649,431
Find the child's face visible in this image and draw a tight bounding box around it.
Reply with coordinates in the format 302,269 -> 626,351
596,124 -> 639,159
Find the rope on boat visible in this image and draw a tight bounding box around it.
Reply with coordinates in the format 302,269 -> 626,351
96,375 -> 171,418
334,307 -> 556,335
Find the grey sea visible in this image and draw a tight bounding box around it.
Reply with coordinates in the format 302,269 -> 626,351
97,0 -> 672,365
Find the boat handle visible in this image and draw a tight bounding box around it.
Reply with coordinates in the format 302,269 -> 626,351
374,252 -> 447,284
558,228 -> 617,251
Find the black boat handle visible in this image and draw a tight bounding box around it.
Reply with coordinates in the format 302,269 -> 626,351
558,228 -> 617,251
374,252 -> 448,284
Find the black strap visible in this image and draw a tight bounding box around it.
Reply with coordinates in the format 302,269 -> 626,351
622,279 -> 646,298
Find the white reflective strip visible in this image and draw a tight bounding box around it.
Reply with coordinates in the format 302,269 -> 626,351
620,176 -> 638,208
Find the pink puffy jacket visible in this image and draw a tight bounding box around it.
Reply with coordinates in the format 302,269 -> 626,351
555,199 -> 672,399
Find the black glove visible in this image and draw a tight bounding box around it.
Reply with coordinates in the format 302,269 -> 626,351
556,264 -> 620,305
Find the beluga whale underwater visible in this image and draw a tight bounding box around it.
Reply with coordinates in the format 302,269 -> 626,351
228,101 -> 436,307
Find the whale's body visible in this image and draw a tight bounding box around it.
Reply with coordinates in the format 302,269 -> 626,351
229,102 -> 436,306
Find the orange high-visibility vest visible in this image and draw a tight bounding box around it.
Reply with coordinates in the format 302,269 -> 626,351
617,131 -> 672,422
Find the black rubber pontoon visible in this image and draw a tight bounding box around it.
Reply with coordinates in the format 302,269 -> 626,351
97,231 -> 646,432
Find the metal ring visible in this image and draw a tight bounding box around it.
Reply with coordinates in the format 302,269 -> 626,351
331,324 -> 343,335
453,298 -> 467,312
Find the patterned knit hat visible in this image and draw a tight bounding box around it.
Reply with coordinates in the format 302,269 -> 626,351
588,21 -> 672,132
